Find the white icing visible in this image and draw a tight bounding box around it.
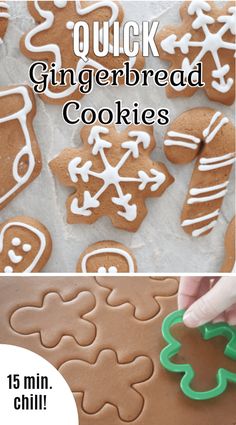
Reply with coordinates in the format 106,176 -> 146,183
0,2 -> 10,18
12,237 -> 21,246
202,112 -> 229,143
0,86 -> 36,205
189,181 -> 228,195
97,266 -> 118,273
66,21 -> 74,30
192,220 -> 217,237
164,131 -> 201,150
24,0 -> 138,100
198,155 -> 235,171
54,0 -> 67,7
200,153 -> 234,164
81,247 -> 135,273
161,0 -> 236,93
187,189 -> 227,204
0,222 -> 46,273
68,127 -> 166,222
181,209 -> 220,227
8,249 -> 23,264
23,243 -> 32,252
4,265 -> 13,273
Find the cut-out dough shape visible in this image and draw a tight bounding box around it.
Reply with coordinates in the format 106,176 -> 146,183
156,0 -> 236,105
0,216 -> 52,273
20,0 -> 144,104
97,276 -> 179,320
59,349 -> 153,422
10,291 -> 96,347
76,240 -> 137,273
0,85 -> 42,209
50,123 -> 174,232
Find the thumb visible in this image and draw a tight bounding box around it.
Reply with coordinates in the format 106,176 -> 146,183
183,278 -> 236,328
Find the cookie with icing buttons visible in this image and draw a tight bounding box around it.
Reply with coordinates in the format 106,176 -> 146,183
49,123 -> 174,232
164,108 -> 235,237
76,241 -> 137,273
0,2 -> 9,45
0,85 -> 42,210
156,0 -> 236,104
221,216 -> 236,272
20,0 -> 144,104
0,216 -> 52,273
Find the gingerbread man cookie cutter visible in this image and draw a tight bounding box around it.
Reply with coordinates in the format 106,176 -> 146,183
160,309 -> 236,400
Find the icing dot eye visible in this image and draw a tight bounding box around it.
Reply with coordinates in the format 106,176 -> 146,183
12,237 -> 21,247
108,266 -> 118,273
22,244 -> 32,253
54,0 -> 67,8
4,266 -> 13,273
66,21 -> 75,30
98,267 -> 107,273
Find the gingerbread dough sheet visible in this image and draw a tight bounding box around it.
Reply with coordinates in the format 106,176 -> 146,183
0,276 -> 236,425
0,1 -> 235,273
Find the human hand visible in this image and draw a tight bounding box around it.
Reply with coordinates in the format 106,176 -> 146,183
178,277 -> 236,328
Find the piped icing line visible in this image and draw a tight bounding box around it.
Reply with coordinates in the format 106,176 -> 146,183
192,220 -> 217,237
181,209 -> 220,227
189,181 -> 229,195
198,154 -> 236,171
202,112 -> 229,143
8,250 -> 23,264
164,131 -> 201,150
160,1 -> 236,93
81,247 -> 135,273
68,126 -> 166,222
0,222 -> 46,273
24,0 -> 138,100
0,86 -> 36,205
0,2 -> 10,18
187,189 -> 227,204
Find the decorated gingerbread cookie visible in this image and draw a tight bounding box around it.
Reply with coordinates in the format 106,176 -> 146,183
221,216 -> 236,272
76,241 -> 137,273
0,216 -> 52,273
0,2 -> 9,45
164,108 -> 235,237
0,85 -> 42,210
156,0 -> 236,104
20,0 -> 144,104
50,123 -> 174,231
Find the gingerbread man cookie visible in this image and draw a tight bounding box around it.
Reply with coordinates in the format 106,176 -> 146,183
221,216 -> 236,272
50,123 -> 174,231
0,2 -> 9,44
156,0 -> 236,104
164,108 -> 235,237
76,241 -> 137,273
21,0 -> 144,104
0,216 -> 52,273
0,85 -> 42,209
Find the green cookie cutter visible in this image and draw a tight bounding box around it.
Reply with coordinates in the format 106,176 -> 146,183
160,309 -> 236,400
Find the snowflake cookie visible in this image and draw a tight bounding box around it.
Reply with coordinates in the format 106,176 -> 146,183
21,0 -> 144,104
156,0 -> 236,104
0,2 -> 9,45
0,216 -> 52,273
50,124 -> 174,232
76,240 -> 137,273
0,85 -> 42,210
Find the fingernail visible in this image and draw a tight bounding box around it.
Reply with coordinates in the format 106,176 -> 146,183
183,311 -> 200,328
